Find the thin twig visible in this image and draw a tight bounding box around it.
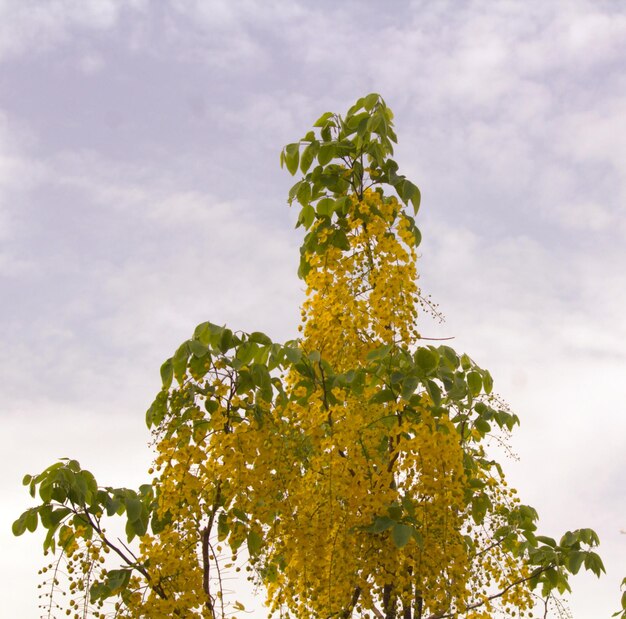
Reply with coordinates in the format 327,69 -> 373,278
425,566 -> 550,619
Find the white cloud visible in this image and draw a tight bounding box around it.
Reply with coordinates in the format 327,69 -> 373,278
78,51 -> 105,74
416,210 -> 626,616
0,144 -> 302,403
0,109 -> 46,274
2,2 -> 625,616
0,0 -> 145,62
553,201 -> 614,232
157,0 -> 296,70
557,96 -> 626,170
515,4 -> 626,75
169,0 -> 306,30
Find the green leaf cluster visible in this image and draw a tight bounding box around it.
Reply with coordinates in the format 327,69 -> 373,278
613,577 -> 626,618
14,460 -> 159,560
280,94 -> 421,278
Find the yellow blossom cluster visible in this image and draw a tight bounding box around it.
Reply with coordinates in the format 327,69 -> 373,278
121,184 -> 539,618
121,389 -> 231,617
19,95 -> 602,619
251,190 -> 472,617
462,462 -> 535,615
301,190 -> 420,367
37,524 -> 111,619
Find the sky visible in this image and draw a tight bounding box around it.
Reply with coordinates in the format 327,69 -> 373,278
1,0 -> 625,617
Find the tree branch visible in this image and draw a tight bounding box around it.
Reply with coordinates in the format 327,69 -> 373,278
81,509 -> 167,598
202,482 -> 222,616
201,527 -> 214,615
340,586 -> 362,619
425,566 -> 550,619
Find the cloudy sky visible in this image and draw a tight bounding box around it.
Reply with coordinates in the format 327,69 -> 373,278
1,1 -> 625,617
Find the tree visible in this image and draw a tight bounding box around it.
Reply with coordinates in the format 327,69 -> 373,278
15,94 -> 606,619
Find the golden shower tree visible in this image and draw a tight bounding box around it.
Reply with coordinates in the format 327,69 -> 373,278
15,94 -> 605,619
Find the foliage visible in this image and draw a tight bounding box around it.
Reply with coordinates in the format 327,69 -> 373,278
15,94 -> 606,619
614,577 -> 626,619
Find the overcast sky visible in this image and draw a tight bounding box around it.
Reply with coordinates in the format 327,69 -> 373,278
1,1 -> 625,617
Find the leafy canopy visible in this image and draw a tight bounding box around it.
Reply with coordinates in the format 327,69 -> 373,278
15,94 -> 606,619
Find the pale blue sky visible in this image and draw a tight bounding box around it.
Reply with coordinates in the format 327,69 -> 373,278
1,1 -> 625,617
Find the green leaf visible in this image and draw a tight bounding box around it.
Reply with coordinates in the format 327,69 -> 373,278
219,328 -> 235,353
483,370 -> 493,394
251,362 -> 271,386
58,524 -> 75,551
307,350 -> 321,363
296,181 -> 312,206
364,93 -> 379,111
406,181 -> 421,213
413,226 -> 422,247
283,347 -> 302,364
284,143 -> 300,176
519,504 -> 539,524
439,346 -> 460,369
247,529 -> 263,556
401,375 -> 419,400
474,418 -> 491,435
105,496 -> 121,517
416,348 -> 438,374
298,204 -> 315,229
316,197 -> 334,217
330,229 -> 350,251
106,568 -> 131,592
160,358 -> 173,389
392,523 -> 413,548
471,493 -> 491,525
151,509 -> 171,535
412,529 -> 424,549
130,510 -> 149,537
367,112 -> 383,134
12,513 -> 27,536
584,551 -> 605,577
236,341 -> 258,365
193,321 -> 214,345
217,512 -> 229,542
388,503 -> 402,520
396,179 -> 420,214
125,497 -> 143,522
369,389 -> 396,404
42,507 -> 71,529
89,582 -> 111,604
334,196 -> 351,215
249,331 -> 272,346
568,550 -> 585,574
300,142 -> 317,174
288,180 -> 302,204
400,495 -> 416,518
367,344 -> 392,362
189,355 -> 207,383
172,343 -> 189,382
188,339 -> 208,358
367,516 -> 395,533
317,143 -> 335,166
425,380 -> 441,406
232,508 -> 249,523
313,111 -> 333,127
90,569 -> 132,603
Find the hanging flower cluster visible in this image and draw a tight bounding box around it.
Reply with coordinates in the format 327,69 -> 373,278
15,94 -> 606,619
